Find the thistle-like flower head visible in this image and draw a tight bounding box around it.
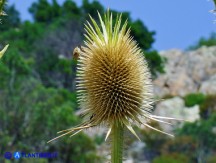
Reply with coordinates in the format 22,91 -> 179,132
78,11 -> 154,137
48,11 -> 183,143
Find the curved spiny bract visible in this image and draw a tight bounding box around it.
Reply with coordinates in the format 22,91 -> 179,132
0,44 -> 9,59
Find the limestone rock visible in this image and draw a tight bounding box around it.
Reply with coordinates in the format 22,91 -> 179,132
126,141 -> 147,163
154,97 -> 200,133
154,46 -> 216,97
199,74 -> 216,95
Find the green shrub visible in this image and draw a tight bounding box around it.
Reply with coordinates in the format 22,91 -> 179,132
200,94 -> 216,119
207,156 -> 216,163
160,136 -> 197,161
177,113 -> 216,150
184,93 -> 205,107
152,154 -> 190,163
188,32 -> 216,50
144,50 -> 166,78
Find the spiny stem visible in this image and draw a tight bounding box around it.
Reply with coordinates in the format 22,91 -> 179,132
111,121 -> 124,163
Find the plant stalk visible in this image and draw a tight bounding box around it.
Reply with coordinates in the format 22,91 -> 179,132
111,121 -> 124,163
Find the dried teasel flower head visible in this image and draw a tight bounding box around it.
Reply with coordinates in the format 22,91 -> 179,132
48,11 -> 184,143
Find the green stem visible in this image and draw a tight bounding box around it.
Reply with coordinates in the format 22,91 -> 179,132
111,121 -> 124,163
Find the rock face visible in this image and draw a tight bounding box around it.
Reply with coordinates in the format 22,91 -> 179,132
154,97 -> 200,133
199,74 -> 216,94
154,46 -> 216,97
125,141 -> 147,163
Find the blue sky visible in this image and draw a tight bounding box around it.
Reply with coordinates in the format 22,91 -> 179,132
8,0 -> 216,51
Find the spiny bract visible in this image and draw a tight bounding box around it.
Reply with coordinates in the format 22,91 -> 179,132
48,11 -> 181,143
0,0 -> 8,59
0,44 -> 9,59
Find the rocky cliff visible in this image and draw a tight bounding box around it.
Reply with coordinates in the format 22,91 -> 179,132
154,46 -> 216,97
153,46 -> 216,134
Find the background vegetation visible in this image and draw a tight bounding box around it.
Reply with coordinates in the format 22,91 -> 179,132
0,0 -> 216,162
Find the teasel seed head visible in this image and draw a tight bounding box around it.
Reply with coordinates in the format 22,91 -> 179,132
48,11 -> 185,143
77,11 -> 154,136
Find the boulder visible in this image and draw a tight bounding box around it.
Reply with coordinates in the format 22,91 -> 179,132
154,97 -> 200,133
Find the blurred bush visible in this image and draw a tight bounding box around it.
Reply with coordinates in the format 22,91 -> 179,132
184,93 -> 206,107
207,155 -> 216,163
188,32 -> 216,50
152,154 -> 190,163
200,94 -> 216,119
160,136 -> 197,162
176,113 -> 216,162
